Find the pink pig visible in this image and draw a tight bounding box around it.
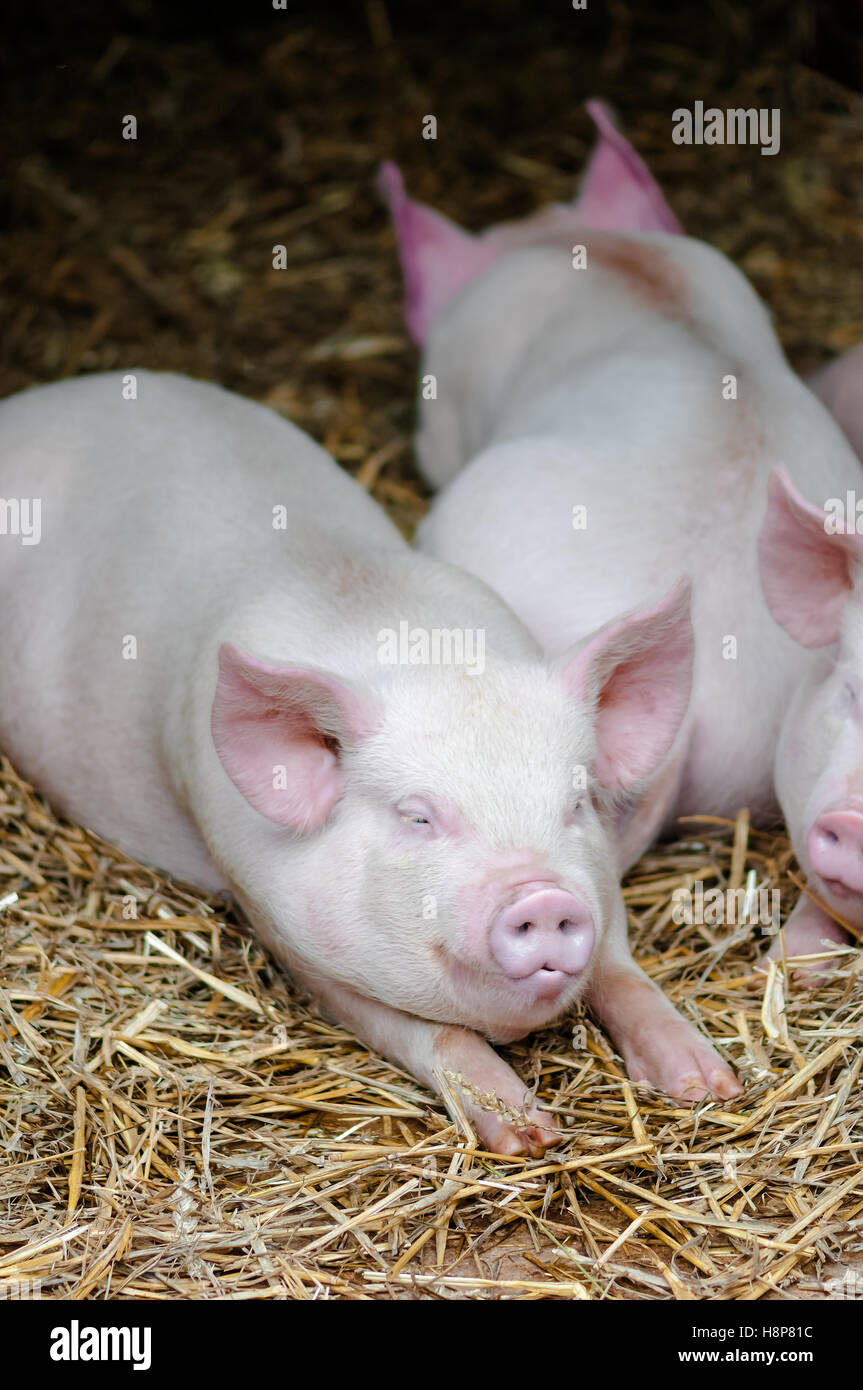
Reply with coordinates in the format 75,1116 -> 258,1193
0,370 -> 732,1156
382,102 -> 862,966
756,345 -> 863,962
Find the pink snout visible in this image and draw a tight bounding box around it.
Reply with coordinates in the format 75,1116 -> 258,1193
808,811 -> 863,896
490,887 -> 595,992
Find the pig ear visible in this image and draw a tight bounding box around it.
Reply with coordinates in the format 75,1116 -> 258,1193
379,108 -> 679,345
573,99 -> 682,235
560,578 -> 694,796
211,643 -> 378,830
758,470 -> 863,649
378,161 -> 496,346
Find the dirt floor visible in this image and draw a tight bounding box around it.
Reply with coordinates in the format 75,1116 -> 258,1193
1,0 -> 863,1300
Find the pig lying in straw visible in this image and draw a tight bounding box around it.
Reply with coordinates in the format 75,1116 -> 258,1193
381,100 -> 862,971
0,370 -> 731,1156
756,343 -> 863,964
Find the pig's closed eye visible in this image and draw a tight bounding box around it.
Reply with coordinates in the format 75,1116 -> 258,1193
396,798 -> 435,830
840,680 -> 860,717
565,798 -> 585,826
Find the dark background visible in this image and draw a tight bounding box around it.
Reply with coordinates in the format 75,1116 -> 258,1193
2,0 -> 861,529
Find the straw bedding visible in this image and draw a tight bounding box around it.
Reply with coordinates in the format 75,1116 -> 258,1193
1,1 -> 862,1299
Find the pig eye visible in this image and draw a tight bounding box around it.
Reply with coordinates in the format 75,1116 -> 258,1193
565,798 -> 585,826
396,798 -> 434,829
840,680 -> 860,717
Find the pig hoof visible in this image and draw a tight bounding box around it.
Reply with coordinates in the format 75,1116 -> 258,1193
767,954 -> 839,988
623,1025 -> 742,1105
474,1106 -> 559,1158
669,1065 -> 742,1104
764,906 -> 851,984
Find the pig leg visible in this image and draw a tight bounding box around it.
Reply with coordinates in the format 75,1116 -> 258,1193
586,910 -> 742,1102
311,979 -> 559,1156
765,896 -> 850,980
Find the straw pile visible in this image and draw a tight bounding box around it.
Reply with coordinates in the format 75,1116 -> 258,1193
3,769 -> 863,1300
2,2 -> 862,1299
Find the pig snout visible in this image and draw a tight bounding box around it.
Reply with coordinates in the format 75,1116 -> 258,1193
808,810 -> 863,896
489,885 -> 595,995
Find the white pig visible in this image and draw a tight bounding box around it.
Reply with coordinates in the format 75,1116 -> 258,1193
756,345 -> 863,960
0,370 -> 736,1156
382,101 -> 862,958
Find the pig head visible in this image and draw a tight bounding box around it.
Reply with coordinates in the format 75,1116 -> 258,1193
204,583 -> 694,1044
379,98 -> 681,349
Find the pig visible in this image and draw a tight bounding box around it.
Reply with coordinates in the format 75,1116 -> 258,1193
0,369 -> 737,1157
381,101 -> 863,953
755,343 -> 863,962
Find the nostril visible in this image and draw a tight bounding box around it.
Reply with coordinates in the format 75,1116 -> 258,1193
809,811 -> 863,895
489,888 -> 595,982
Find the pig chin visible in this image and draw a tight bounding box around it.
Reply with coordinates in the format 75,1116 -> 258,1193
805,868 -> 863,926
431,943 -> 590,1041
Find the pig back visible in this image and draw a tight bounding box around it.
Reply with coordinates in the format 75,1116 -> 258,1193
0,371 -> 404,883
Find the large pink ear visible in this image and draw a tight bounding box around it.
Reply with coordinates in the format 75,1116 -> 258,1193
211,643 -> 377,830
808,342 -> 863,460
758,470 -> 863,649
573,100 -> 682,234
560,579 -> 694,795
378,161 -> 497,346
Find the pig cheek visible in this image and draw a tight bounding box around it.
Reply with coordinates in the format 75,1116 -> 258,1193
282,817 -> 403,974
290,867 -> 365,968
593,873 -> 619,948
379,833 -> 457,948
796,735 -> 860,873
776,688 -> 838,851
383,822 -> 486,958
455,877 -> 506,966
830,717 -> 863,805
559,817 -> 615,947
775,725 -> 812,851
